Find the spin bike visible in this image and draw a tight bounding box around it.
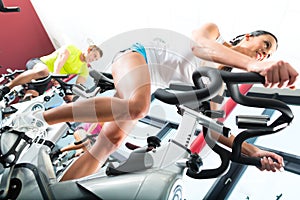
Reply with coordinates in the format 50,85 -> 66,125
0,68 -> 111,127
0,67 -> 293,200
0,72 -> 73,129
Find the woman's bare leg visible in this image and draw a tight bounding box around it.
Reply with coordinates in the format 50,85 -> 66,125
44,52 -> 150,125
60,120 -> 136,181
59,52 -> 151,181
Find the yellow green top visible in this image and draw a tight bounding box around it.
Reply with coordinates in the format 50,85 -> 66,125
40,45 -> 88,78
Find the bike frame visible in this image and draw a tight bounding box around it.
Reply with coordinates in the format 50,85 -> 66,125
0,67 -> 293,199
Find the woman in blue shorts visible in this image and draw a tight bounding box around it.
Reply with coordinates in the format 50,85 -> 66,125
13,23 -> 298,181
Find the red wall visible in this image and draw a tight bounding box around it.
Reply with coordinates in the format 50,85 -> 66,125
0,0 -> 54,75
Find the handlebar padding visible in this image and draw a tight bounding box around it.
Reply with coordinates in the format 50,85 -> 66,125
154,67 -> 223,105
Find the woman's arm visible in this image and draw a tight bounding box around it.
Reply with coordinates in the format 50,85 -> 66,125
191,22 -> 298,89
214,132 -> 284,172
191,23 -> 254,70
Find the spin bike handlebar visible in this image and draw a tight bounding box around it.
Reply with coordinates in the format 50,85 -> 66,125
30,73 -> 69,85
0,69 -> 25,83
89,69 -> 115,92
220,70 -> 293,121
154,67 -> 293,179
220,70 -> 293,167
29,73 -> 74,98
34,71 -> 113,100
32,73 -> 90,97
154,67 -> 223,105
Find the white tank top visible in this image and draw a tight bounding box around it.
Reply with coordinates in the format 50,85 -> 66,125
144,35 -> 224,90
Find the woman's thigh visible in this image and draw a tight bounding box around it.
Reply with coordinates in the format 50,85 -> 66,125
112,51 -> 151,101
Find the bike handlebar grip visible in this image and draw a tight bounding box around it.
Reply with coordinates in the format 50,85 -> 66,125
72,84 -> 91,98
220,70 -> 265,84
231,129 -> 283,168
186,151 -> 231,179
220,69 -> 293,123
154,67 -> 223,105
89,69 -> 114,84
51,74 -> 69,79
231,147 -> 270,169
53,76 -> 74,89
31,74 -> 68,85
2,69 -> 25,79
186,127 -> 231,179
233,155 -> 262,168
239,156 -> 279,168
30,75 -> 52,85
186,141 -> 231,179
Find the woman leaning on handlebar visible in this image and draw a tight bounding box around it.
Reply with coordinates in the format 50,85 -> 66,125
11,22 -> 299,181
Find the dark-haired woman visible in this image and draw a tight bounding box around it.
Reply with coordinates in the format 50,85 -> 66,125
12,23 -> 298,180
193,23 -> 297,88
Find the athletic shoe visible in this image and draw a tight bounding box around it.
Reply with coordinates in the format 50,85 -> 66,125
11,110 -> 46,132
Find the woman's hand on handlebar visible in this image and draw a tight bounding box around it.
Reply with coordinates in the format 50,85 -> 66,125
247,60 -> 298,89
249,149 -> 284,172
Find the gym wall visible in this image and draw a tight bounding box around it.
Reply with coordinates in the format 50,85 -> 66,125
0,0 -> 54,75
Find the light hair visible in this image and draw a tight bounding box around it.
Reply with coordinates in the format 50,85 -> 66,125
89,45 -> 103,57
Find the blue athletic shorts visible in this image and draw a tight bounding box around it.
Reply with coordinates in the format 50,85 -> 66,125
130,43 -> 148,63
113,43 -> 148,64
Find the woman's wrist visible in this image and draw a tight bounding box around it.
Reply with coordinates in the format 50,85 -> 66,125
241,141 -> 259,156
245,59 -> 261,73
